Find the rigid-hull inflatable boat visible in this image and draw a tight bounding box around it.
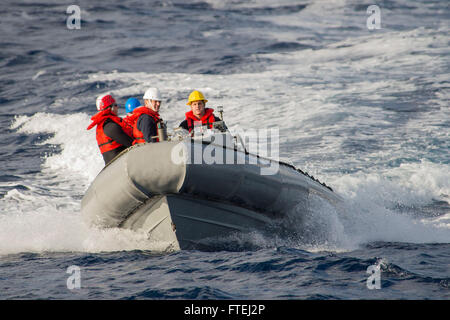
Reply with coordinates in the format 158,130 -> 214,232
81,133 -> 342,250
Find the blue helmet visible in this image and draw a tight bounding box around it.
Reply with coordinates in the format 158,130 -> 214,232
125,98 -> 141,113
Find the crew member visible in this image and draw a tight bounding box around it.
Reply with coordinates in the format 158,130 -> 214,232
87,94 -> 134,165
179,90 -> 223,132
123,97 -> 141,128
126,87 -> 163,144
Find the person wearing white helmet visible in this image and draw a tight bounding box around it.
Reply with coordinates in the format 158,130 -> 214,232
126,87 -> 163,144
143,87 -> 162,113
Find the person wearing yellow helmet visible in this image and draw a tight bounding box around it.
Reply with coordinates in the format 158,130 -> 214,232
179,90 -> 224,133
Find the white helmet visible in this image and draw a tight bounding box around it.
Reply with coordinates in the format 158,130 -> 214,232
143,87 -> 162,101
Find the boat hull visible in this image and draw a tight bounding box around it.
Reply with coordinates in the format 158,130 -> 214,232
120,194 -> 275,250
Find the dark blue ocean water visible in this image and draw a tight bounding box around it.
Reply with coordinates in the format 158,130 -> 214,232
0,0 -> 449,301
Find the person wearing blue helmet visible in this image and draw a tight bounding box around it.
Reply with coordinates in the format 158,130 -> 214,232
123,97 -> 141,129
125,97 -> 141,115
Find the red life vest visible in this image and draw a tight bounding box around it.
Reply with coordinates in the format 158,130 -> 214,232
123,114 -> 135,131
87,109 -> 133,154
185,108 -> 216,132
126,106 -> 162,144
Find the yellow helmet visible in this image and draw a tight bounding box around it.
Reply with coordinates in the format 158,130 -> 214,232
187,90 -> 208,106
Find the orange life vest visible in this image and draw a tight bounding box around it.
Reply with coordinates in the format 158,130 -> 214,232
126,106 -> 162,144
87,109 -> 133,154
185,108 -> 216,133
